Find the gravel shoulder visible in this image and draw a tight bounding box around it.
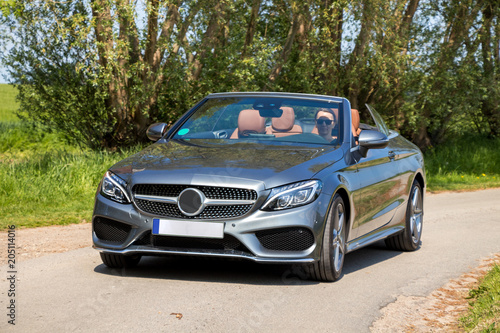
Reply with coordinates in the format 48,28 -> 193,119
1,222 -> 92,262
371,253 -> 500,332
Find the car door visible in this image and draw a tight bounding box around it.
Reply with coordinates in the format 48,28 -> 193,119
351,106 -> 405,238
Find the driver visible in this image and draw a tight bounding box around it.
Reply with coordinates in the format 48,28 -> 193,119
315,108 -> 337,142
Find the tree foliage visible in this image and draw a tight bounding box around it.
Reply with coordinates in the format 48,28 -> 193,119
0,0 -> 499,150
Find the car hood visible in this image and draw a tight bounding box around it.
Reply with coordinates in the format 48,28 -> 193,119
110,139 -> 343,189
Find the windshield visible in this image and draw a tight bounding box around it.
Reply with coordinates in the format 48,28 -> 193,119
171,97 -> 343,145
366,104 -> 390,136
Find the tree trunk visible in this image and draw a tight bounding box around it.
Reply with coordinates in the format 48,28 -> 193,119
346,0 -> 374,109
92,0 -> 130,144
191,2 -> 225,82
135,2 -> 182,130
242,0 -> 262,58
268,2 -> 311,84
479,0 -> 499,136
415,0 -> 483,148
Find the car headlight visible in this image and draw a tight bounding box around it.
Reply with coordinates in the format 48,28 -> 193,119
261,180 -> 322,211
100,171 -> 131,204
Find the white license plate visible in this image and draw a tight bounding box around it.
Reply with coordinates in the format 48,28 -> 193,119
152,219 -> 224,239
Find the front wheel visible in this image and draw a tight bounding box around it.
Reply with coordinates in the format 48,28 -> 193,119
308,194 -> 347,282
385,180 -> 423,251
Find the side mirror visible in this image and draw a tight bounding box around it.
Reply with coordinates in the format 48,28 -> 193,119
146,123 -> 168,141
358,130 -> 389,157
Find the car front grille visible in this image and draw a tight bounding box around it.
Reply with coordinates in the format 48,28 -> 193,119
256,227 -> 315,251
132,184 -> 258,219
151,234 -> 250,253
93,217 -> 131,243
133,231 -> 152,245
131,231 -> 252,255
134,184 -> 257,201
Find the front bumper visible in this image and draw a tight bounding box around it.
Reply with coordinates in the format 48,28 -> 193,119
92,192 -> 333,263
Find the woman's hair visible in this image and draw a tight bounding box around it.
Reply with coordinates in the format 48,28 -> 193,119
314,108 -> 337,123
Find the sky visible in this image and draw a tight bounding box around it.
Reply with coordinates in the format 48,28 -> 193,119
0,23 -> 10,84
0,68 -> 9,84
1,39 -> 11,83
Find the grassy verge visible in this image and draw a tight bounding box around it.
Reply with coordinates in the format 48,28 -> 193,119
460,264 -> 500,332
0,84 -> 142,229
0,143 -> 139,229
0,84 -> 19,122
424,135 -> 500,192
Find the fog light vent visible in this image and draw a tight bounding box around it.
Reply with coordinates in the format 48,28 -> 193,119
256,227 -> 314,251
93,217 -> 131,243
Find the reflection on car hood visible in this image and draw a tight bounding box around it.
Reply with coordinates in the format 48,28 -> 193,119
110,139 -> 343,189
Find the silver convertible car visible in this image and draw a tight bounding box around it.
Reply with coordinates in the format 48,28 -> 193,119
93,92 -> 425,281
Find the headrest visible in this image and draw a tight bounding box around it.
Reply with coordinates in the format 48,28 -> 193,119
351,109 -> 360,135
330,108 -> 339,122
272,107 -> 295,132
238,109 -> 266,137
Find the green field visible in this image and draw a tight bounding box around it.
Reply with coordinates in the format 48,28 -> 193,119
0,84 -> 19,122
425,135 -> 500,192
1,83 -> 499,329
0,84 -> 141,229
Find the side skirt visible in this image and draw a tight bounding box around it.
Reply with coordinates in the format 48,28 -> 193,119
346,226 -> 404,253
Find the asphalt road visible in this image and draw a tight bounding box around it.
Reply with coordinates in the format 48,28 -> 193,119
2,189 -> 500,332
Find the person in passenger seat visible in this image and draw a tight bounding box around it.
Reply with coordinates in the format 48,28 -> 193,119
314,108 -> 337,142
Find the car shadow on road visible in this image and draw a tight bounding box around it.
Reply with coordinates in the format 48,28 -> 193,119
93,240 -> 404,285
94,255 -> 311,286
342,240 -> 404,276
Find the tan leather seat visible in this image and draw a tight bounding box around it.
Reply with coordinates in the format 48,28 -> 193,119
351,109 -> 361,137
351,108 -> 362,146
230,109 -> 266,139
266,107 -> 302,137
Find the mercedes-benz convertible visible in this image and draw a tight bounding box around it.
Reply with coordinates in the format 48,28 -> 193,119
92,92 -> 425,281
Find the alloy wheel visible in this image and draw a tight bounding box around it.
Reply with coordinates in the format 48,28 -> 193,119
410,186 -> 423,243
332,203 -> 346,272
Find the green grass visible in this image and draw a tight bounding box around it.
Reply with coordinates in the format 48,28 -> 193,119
0,147 -> 138,229
460,264 -> 500,332
0,84 -> 20,122
0,84 -> 142,229
424,135 -> 500,192
0,121 -> 140,229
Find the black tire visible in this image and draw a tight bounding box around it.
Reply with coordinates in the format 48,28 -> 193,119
385,180 -> 423,251
100,252 -> 141,268
308,194 -> 347,282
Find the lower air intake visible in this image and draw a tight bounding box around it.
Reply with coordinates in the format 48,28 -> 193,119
256,227 -> 314,251
93,217 -> 131,243
152,234 -> 250,253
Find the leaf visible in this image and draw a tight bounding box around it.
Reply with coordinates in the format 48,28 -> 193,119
170,313 -> 183,320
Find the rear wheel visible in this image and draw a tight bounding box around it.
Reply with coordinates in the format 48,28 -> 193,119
385,180 -> 423,251
100,253 -> 141,268
308,194 -> 347,282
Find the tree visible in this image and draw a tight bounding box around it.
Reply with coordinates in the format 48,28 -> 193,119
412,0 -> 500,148
1,0 -> 291,148
1,0 -> 498,150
